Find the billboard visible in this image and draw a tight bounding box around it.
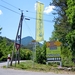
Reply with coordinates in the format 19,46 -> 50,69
36,2 -> 44,42
46,41 -> 61,58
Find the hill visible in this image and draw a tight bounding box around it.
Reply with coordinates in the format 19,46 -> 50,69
0,36 -> 42,50
0,36 -> 14,45
21,36 -> 34,46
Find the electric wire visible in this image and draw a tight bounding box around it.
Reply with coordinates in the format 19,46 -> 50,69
1,0 -> 54,21
1,0 -> 21,10
25,10 -> 54,17
0,0 -> 53,22
0,5 -> 20,15
25,15 -> 53,22
24,19 -> 34,37
1,0 -> 53,16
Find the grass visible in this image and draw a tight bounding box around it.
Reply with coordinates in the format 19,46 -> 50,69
3,60 -> 75,73
12,60 -> 50,71
9,60 -> 61,72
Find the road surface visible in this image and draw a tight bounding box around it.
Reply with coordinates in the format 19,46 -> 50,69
0,61 -> 75,75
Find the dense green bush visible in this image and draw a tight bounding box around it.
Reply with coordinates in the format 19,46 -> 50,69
36,41 -> 46,64
20,49 -> 32,60
61,47 -> 74,67
0,38 -> 13,61
0,36 -> 32,61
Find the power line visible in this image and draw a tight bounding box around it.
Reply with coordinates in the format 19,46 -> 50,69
0,5 -> 20,15
25,10 -> 54,17
24,20 -> 34,37
0,4 -> 53,22
25,16 -> 53,22
1,0 -> 54,17
1,0 -> 20,10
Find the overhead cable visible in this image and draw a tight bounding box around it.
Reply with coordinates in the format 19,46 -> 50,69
0,4 -> 20,15
1,0 -> 20,10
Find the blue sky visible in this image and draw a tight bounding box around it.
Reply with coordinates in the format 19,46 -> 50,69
0,0 -> 55,41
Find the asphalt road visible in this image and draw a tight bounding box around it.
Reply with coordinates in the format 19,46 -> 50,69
0,61 -> 75,75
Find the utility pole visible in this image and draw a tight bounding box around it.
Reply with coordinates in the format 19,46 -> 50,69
10,11 -> 24,66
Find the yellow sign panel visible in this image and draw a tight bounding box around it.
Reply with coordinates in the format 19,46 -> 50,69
54,41 -> 62,46
46,42 -> 50,47
36,2 -> 44,42
46,41 -> 62,47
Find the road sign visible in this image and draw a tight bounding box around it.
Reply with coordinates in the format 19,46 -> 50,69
15,43 -> 20,50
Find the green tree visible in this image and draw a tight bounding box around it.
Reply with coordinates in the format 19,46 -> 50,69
36,45 -> 41,63
0,27 -> 2,34
50,0 -> 74,66
50,0 -> 70,46
0,38 -> 13,61
20,49 -> 32,60
66,0 -> 75,30
61,46 -> 73,67
66,0 -> 75,62
36,41 -> 46,64
42,41 -> 46,63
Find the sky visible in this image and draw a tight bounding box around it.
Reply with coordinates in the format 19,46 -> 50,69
0,0 -> 55,41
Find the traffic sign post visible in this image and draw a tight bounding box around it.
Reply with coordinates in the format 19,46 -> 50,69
15,43 -> 20,51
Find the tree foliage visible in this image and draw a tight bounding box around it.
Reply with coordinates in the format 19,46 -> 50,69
0,27 -> 2,34
61,46 -> 73,67
36,41 -> 46,64
66,0 -> 75,62
0,37 -> 13,61
50,0 -> 75,65
66,0 -> 75,29
20,48 -> 32,60
50,0 -> 71,45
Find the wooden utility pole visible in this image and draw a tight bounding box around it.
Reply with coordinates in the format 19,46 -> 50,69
10,11 -> 24,66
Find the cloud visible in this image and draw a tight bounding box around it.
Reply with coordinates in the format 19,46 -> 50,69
0,10 -> 3,15
34,3 -> 37,10
44,6 -> 55,14
34,1 -> 42,11
34,3 -> 55,14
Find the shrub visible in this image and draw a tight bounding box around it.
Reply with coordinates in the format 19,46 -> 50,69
20,49 -> 32,60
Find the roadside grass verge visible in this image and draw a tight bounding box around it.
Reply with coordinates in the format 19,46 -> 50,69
3,60 -> 75,73
10,60 -> 62,73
